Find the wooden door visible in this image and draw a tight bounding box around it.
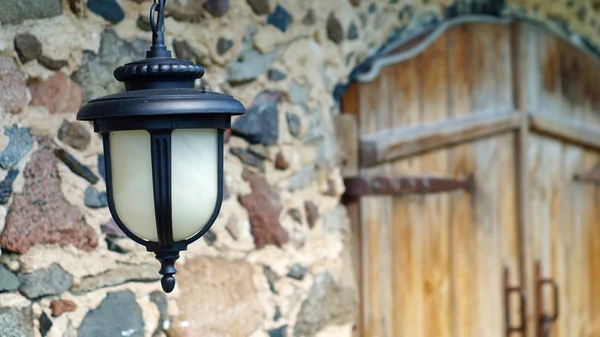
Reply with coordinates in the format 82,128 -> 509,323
340,22 -> 600,337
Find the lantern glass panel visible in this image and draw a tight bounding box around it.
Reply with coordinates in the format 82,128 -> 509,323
171,128 -> 218,241
110,130 -> 157,241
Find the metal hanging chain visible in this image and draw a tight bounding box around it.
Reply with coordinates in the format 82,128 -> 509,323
150,0 -> 167,47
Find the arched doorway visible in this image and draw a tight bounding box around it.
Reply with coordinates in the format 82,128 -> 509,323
339,20 -> 600,337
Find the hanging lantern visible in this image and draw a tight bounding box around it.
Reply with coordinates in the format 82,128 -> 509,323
77,0 -> 245,292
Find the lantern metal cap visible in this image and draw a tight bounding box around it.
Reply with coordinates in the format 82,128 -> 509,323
76,88 -> 245,121
114,58 -> 205,90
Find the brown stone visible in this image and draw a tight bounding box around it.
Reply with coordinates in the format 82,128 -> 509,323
168,257 -> 263,337
0,138 -> 97,254
14,33 -> 42,64
0,56 -> 28,114
327,13 -> 344,44
274,152 -> 289,170
349,0 -> 360,7
239,170 -> 288,249
29,72 -> 82,114
304,201 -> 319,228
57,119 -> 91,151
50,299 -> 77,317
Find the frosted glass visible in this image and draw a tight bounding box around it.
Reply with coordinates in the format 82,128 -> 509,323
171,129 -> 218,241
110,130 -> 158,241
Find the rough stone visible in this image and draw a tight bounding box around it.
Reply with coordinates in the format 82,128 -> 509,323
0,126 -> 32,170
0,56 -> 28,115
304,201 -> 319,228
327,13 -> 344,44
273,305 -> 281,321
150,291 -> 168,336
267,5 -> 293,32
231,91 -> 281,146
248,144 -> 270,160
101,218 -> 126,238
18,263 -> 73,299
0,0 -> 62,24
239,170 -> 288,249
226,49 -> 278,84
289,164 -> 316,191
78,291 -> 144,337
50,299 -> 77,317
29,72 -> 83,114
286,112 -> 301,137
275,152 -> 289,170
71,264 -> 160,295
97,155 -> 106,182
37,56 -> 69,71
323,206 -> 348,233
54,149 -> 99,184
67,0 -> 86,16
14,33 -> 42,64
287,263 -> 308,281
269,325 -> 288,337
0,265 -> 20,292
302,109 -> 323,144
268,69 -> 287,82
58,120 -> 90,151
368,3 -> 377,13
83,186 -> 108,209
347,22 -> 359,40
217,38 -> 234,55
349,0 -> 361,7
263,265 -> 279,294
247,0 -> 272,15
166,0 -> 204,22
0,307 -> 33,337
136,13 -> 152,32
173,39 -> 199,63
169,257 -> 263,336
293,272 -> 357,337
203,230 -> 217,246
231,147 -> 265,172
0,170 -> 19,205
39,312 -> 52,337
87,0 -> 125,24
288,208 -> 302,224
204,0 -> 230,17
302,8 -> 316,25
0,140 -> 97,254
72,29 -> 148,102
289,84 -> 310,106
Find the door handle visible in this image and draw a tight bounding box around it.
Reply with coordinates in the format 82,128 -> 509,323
504,267 -> 526,336
535,261 -> 560,337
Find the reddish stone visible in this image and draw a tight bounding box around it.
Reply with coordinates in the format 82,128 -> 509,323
239,170 -> 288,249
274,152 -> 289,171
0,56 -> 28,114
50,299 -> 77,317
304,201 -> 319,228
0,138 -> 97,254
29,72 -> 82,114
349,0 -> 360,7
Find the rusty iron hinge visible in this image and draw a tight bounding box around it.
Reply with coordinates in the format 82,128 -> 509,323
504,267 -> 526,337
342,175 -> 473,204
535,261 -> 559,337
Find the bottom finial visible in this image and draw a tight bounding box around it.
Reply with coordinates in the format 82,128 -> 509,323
155,251 -> 180,293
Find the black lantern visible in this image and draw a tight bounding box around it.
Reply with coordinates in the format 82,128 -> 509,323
76,0 -> 245,292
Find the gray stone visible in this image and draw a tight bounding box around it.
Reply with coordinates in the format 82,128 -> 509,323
87,0 -> 125,24
226,48 -> 278,84
58,119 -> 91,151
77,291 -> 144,337
203,230 -> 217,246
18,263 -> 73,299
0,0 -> 62,25
0,265 -> 20,292
347,22 -> 359,40
263,265 -> 279,294
0,170 -> 19,205
287,208 -> 302,224
269,325 -> 288,337
136,13 -> 152,31
54,149 -> 99,185
71,264 -> 160,295
302,8 -> 316,25
323,206 -> 349,233
273,305 -> 281,321
327,13 -> 344,44
368,3 -> 377,13
72,29 -> 148,102
0,307 -> 33,337
248,144 -> 270,160
268,69 -> 287,82
84,186 -> 108,209
247,0 -> 272,15
97,155 -> 106,181
267,5 -> 293,32
39,312 -> 52,337
37,56 -> 68,71
217,38 -> 234,55
0,126 -> 32,170
289,84 -> 310,106
286,112 -> 301,137
14,34 -> 42,64
304,201 -> 319,228
293,272 -> 357,337
231,147 -> 265,172
150,291 -> 167,336
286,263 -> 308,281
289,164 -> 316,191
231,91 -> 281,146
302,109 -> 324,144
101,218 -> 126,238
204,0 -> 230,17
0,56 -> 28,115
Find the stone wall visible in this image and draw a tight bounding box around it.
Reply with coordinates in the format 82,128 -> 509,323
0,0 -> 599,337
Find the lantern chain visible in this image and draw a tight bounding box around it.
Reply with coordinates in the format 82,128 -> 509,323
150,0 -> 167,50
